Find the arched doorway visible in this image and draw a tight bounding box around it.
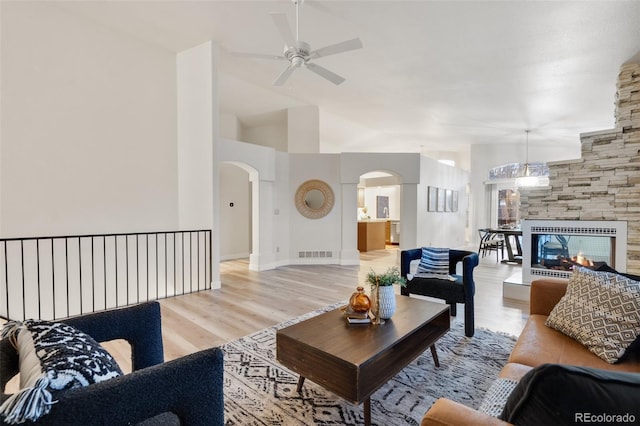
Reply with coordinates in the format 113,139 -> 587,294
220,161 -> 259,269
357,171 -> 403,253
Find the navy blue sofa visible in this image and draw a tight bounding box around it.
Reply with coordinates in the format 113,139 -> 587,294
0,302 -> 224,426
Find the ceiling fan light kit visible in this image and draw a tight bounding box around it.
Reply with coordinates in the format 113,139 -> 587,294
231,0 -> 363,86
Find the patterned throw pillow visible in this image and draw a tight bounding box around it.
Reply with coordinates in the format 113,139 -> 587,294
545,267 -> 640,364
0,320 -> 123,424
415,247 -> 453,280
478,378 -> 520,418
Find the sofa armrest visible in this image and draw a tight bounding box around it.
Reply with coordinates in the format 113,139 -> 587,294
421,398 -> 511,426
529,279 -> 568,316
4,347 -> 225,426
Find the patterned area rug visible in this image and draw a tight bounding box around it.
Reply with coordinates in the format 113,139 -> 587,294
223,301 -> 516,426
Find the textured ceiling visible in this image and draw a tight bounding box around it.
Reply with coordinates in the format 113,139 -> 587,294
54,1 -> 640,157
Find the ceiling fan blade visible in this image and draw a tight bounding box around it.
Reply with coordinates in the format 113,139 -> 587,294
309,38 -> 363,59
305,62 -> 345,85
270,12 -> 296,48
273,65 -> 296,86
230,52 -> 286,61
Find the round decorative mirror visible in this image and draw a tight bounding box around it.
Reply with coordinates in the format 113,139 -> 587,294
294,180 -> 335,219
304,189 -> 325,209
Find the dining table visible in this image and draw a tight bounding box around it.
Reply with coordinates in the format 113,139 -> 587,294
487,228 -> 523,264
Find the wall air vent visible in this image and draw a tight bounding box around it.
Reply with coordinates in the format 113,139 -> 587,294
298,251 -> 333,258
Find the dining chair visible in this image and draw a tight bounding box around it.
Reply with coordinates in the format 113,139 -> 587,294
478,229 -> 504,263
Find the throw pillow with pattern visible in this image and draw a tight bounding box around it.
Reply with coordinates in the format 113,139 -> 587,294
0,320 -> 123,424
414,247 -> 453,280
545,267 -> 640,364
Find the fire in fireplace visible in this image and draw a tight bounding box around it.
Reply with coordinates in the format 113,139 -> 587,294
522,220 -> 628,283
532,234 -> 613,271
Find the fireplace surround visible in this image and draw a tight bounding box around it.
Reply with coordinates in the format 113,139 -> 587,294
505,61 -> 640,300
522,220 -> 627,284
519,61 -> 640,277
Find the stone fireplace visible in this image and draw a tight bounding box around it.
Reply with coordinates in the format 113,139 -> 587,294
520,61 -> 640,276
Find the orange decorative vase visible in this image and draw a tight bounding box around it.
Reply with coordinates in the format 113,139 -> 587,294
349,286 -> 371,313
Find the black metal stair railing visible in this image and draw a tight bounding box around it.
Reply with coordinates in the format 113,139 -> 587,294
0,229 -> 212,321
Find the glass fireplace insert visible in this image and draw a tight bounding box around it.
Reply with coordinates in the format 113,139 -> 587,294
522,220 -> 628,283
531,234 -> 614,271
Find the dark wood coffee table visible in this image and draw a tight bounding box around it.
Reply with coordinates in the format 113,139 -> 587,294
276,296 -> 450,425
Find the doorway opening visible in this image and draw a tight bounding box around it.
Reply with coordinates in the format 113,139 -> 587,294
220,162 -> 258,270
357,171 -> 402,254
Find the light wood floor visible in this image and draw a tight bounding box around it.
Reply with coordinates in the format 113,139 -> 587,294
6,246 -> 528,389
121,247 -> 529,366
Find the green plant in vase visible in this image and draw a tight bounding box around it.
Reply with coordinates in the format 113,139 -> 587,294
366,266 -> 407,288
366,267 -> 406,323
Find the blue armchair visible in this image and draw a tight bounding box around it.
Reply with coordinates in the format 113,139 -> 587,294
400,248 -> 479,337
0,302 -> 224,426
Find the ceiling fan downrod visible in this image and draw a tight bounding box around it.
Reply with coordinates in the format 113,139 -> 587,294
294,0 -> 302,42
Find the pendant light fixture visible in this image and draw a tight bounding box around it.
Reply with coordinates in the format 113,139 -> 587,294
516,130 -> 546,187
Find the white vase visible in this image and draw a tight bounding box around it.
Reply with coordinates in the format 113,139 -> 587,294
372,285 -> 396,319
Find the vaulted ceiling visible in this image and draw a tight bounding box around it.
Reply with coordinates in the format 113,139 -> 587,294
54,1 -> 640,157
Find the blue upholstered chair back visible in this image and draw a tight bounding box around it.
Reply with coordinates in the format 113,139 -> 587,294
0,302 -> 224,426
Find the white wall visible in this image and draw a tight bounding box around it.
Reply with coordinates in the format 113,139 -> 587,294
239,114 -> 287,152
287,106 -> 320,153
220,139 -> 276,181
274,152 -> 291,266
177,42 -> 214,231
363,186 -> 401,221
220,112 -> 240,140
417,156 -> 469,249
0,1 -> 178,237
423,149 -> 472,173
318,109 -> 383,154
289,154 -> 342,263
217,142 -> 471,267
240,122 -> 287,152
341,153 -> 421,183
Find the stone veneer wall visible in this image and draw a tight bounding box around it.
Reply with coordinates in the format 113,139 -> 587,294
520,62 -> 640,273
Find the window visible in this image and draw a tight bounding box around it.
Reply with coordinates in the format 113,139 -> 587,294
498,189 -> 519,228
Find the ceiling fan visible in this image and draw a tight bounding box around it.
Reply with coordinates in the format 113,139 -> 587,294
231,0 -> 363,86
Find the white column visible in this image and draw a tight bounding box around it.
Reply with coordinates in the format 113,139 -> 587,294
211,43 -> 221,289
400,183 -> 418,250
176,41 -> 220,289
340,183 -> 360,265
250,179 -> 277,271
